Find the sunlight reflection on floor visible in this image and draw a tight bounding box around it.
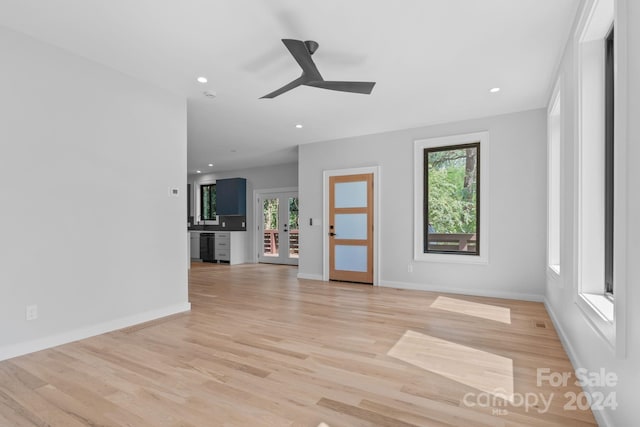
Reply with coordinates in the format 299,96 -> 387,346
430,296 -> 512,324
388,330 -> 514,402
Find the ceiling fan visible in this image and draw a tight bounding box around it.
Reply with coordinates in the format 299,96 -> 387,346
260,39 -> 376,99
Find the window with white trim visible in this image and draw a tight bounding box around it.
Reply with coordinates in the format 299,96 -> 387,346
200,183 -> 217,221
547,83 -> 562,275
575,0 -> 617,348
414,132 -> 489,264
195,179 -> 220,225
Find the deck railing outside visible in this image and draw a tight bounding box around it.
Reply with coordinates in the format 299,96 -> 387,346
427,233 -> 477,252
264,229 -> 299,257
263,230 -> 473,256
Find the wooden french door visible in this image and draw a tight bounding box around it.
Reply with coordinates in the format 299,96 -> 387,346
329,173 -> 374,284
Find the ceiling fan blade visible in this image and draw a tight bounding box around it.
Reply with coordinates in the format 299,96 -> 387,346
260,76 -> 306,99
306,80 -> 376,95
281,39 -> 322,81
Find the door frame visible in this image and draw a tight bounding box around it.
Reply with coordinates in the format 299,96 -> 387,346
323,166 -> 380,285
253,187 -> 298,264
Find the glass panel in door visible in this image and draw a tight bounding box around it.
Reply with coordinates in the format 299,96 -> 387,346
334,245 -> 368,272
334,214 -> 367,240
288,197 -> 299,259
334,181 -> 368,208
263,198 -> 279,257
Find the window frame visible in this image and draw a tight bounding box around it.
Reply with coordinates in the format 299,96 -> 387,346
197,181 -> 219,224
423,142 -> 480,256
414,131 -> 489,264
573,0 -> 628,356
547,79 -> 562,278
604,26 -> 614,295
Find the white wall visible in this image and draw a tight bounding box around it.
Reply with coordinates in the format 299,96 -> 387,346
544,1 -> 640,425
0,27 -> 189,360
299,109 -> 547,300
189,162 -> 298,262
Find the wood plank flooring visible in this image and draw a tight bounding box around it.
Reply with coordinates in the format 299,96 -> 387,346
0,263 -> 596,426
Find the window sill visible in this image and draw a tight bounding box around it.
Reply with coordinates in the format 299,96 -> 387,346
581,293 -> 614,321
576,292 -> 615,350
414,252 -> 488,265
546,266 -> 562,287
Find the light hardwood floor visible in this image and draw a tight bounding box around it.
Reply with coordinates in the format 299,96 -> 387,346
0,263 -> 596,426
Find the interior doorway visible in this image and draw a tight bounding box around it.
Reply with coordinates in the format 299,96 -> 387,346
255,189 -> 299,265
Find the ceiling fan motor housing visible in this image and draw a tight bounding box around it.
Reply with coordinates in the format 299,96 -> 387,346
304,40 -> 319,55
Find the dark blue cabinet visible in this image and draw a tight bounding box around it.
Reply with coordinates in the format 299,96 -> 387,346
216,178 -> 246,216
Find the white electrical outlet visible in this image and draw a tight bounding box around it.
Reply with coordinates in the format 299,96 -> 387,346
241,221 -> 245,227
407,263 -> 413,273
26,305 -> 38,321
222,222 -> 226,227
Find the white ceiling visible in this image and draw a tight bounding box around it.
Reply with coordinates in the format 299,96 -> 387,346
0,0 -> 580,173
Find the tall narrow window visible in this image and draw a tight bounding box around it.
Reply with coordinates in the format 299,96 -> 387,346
548,86 -> 561,274
574,0 -> 617,348
200,183 -> 217,220
604,27 -> 614,295
424,143 -> 480,255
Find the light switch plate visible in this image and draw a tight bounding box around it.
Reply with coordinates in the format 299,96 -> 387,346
26,305 -> 38,321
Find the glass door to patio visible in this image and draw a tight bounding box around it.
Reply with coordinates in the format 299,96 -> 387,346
258,191 -> 299,265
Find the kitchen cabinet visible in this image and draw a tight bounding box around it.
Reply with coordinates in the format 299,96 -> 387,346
190,232 -> 200,259
214,232 -> 230,262
187,183 -> 191,223
189,231 -> 246,264
213,232 -> 247,264
216,178 -> 246,216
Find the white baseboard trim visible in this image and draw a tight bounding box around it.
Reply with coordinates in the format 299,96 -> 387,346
378,280 -> 544,302
543,297 -> 582,368
0,302 -> 191,362
297,273 -> 323,281
544,298 -> 611,427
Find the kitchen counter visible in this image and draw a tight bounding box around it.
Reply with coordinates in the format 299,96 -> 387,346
188,225 -> 246,231
188,216 -> 246,232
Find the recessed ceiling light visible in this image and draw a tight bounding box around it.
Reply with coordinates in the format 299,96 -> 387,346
295,124 -> 303,128
196,170 -> 201,174
490,87 -> 501,93
208,163 -> 213,167
197,76 -> 208,84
